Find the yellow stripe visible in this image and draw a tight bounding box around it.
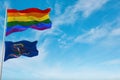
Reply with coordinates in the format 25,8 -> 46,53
7,15 -> 49,22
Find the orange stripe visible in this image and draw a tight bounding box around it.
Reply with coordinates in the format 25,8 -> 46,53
8,12 -> 48,17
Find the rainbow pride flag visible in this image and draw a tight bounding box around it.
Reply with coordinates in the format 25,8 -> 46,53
6,8 -> 52,36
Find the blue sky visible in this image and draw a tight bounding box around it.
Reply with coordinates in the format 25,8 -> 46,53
0,0 -> 120,80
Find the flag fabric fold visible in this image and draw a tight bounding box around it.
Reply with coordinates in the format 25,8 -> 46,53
6,8 -> 52,36
4,40 -> 38,61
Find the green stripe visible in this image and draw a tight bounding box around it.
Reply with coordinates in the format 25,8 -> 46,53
7,19 -> 51,27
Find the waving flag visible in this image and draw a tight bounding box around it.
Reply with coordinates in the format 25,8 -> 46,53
6,8 -> 52,36
4,40 -> 38,61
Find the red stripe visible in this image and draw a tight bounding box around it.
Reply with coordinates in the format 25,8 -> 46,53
7,8 -> 51,13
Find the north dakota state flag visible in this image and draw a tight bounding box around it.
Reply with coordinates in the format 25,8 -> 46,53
4,40 -> 38,61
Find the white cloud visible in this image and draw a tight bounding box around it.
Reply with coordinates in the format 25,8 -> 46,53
54,3 -> 61,15
75,17 -> 120,44
110,28 -> 120,36
58,33 -> 75,48
53,0 -> 108,28
74,0 -> 108,17
16,65 -> 120,80
4,60 -> 120,80
75,27 -> 108,43
102,59 -> 120,65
